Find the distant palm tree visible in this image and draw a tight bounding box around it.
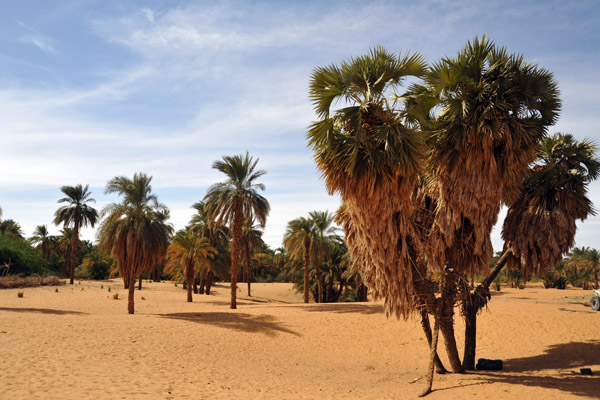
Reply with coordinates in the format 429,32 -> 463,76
54,184 -> 98,285
166,229 -> 217,302
58,228 -> 73,276
98,173 -> 172,314
308,210 -> 338,302
0,219 -> 24,240
284,216 -> 314,303
204,153 -> 270,309
240,219 -> 264,296
30,225 -> 54,260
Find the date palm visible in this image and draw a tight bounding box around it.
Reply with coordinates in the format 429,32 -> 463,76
166,229 -> 217,302
240,219 -> 264,296
283,216 -> 314,303
0,219 -> 24,240
30,225 -> 54,260
308,210 -> 338,302
54,184 -> 98,285
98,173 -> 172,314
204,153 -> 270,309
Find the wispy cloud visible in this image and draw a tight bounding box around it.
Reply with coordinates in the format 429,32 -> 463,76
16,19 -> 55,53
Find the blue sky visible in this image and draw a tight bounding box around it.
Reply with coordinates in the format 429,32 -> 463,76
1,0 -> 599,251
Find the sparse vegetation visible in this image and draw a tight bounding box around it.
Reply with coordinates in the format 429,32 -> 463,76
17,291 -> 23,298
113,293 -> 119,300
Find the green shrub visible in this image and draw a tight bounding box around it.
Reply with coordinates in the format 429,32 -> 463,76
0,236 -> 48,276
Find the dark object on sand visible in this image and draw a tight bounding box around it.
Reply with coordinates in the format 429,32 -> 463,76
580,368 -> 593,375
591,295 -> 600,311
476,358 -> 503,370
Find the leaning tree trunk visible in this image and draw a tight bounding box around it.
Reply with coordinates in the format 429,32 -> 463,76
462,249 -> 513,370
229,201 -> 243,309
421,306 -> 441,397
303,237 -> 310,303
420,309 -> 447,374
69,224 -> 80,285
127,269 -> 136,314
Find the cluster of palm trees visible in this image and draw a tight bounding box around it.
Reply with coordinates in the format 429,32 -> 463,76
283,210 -> 343,303
307,36 -> 598,395
0,152 -> 270,314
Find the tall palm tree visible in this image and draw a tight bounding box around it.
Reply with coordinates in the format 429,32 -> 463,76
30,225 -> 54,260
54,184 -> 98,285
98,173 -> 172,314
284,216 -> 314,303
166,229 -> 217,302
462,133 -> 600,370
308,210 -> 338,302
204,153 -> 270,309
416,36 -> 561,373
308,46 -> 427,318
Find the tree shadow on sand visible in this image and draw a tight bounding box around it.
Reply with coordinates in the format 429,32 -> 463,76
290,303 -> 384,315
0,307 -> 88,315
472,341 -> 600,398
159,312 -> 301,337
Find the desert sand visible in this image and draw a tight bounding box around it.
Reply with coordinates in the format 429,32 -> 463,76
0,280 -> 598,399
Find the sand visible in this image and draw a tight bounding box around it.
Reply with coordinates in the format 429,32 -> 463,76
0,280 -> 598,399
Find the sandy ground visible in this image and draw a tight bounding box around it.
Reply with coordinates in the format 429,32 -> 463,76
0,280 -> 598,399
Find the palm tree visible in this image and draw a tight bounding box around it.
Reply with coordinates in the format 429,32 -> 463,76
30,225 -> 54,260
284,216 -> 314,303
204,153 -> 270,309
240,219 -> 264,296
503,133 -> 599,271
308,46 -> 427,317
58,228 -> 73,276
308,210 -> 338,302
166,229 -> 217,302
414,36 -> 561,373
53,184 -> 98,285
566,247 -> 600,289
0,219 -> 24,240
98,173 -> 173,314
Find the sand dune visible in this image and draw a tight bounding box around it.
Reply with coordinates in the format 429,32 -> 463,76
0,280 -> 598,399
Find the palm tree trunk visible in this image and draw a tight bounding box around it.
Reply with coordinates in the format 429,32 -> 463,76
462,248 -> 513,370
303,237 -> 310,303
206,271 -> 213,295
69,224 -> 80,285
315,264 -> 323,303
128,270 -> 136,314
420,311 -> 441,397
439,270 -> 463,373
420,309 -> 447,374
245,241 -> 252,297
230,200 -> 243,309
